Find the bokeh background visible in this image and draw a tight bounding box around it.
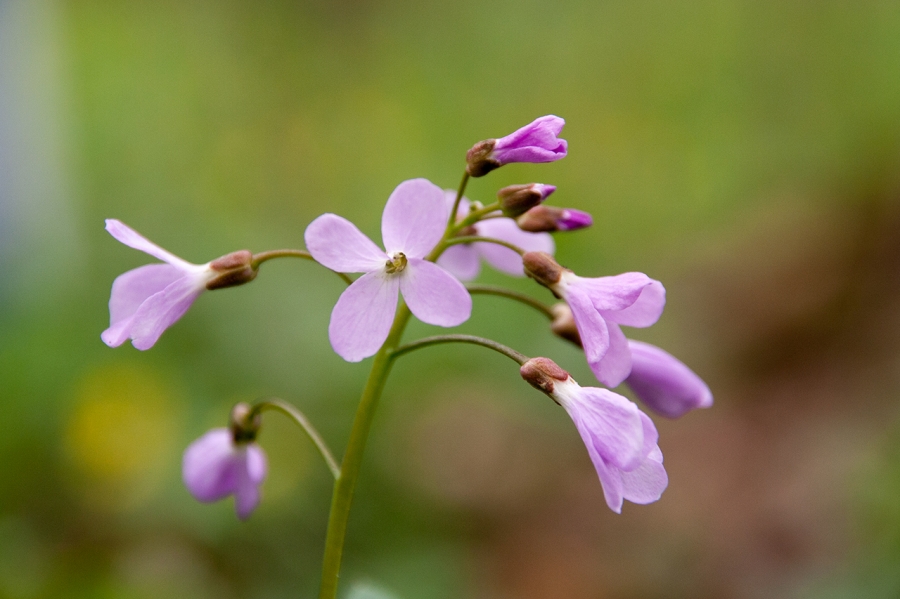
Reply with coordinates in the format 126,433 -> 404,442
2,1 -> 900,597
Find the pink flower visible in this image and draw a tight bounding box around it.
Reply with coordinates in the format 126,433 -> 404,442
437,191 -> 554,281
182,428 -> 267,520
466,116 -> 568,177
305,179 -> 472,362
520,358 -> 667,513
523,252 -> 665,387
625,340 -> 713,418
102,219 -> 255,350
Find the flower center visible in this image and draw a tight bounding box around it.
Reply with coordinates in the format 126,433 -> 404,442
384,252 -> 408,274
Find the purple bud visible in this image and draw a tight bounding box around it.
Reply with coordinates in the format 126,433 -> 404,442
465,115 -> 568,177
516,206 -> 593,233
497,183 -> 556,217
625,340 -> 713,419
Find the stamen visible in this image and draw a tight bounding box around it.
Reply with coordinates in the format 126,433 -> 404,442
384,252 -> 408,274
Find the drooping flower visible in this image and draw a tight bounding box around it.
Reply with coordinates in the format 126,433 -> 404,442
305,178 -> 472,362
516,205 -> 594,233
520,357 -> 667,513
437,191 -> 555,281
182,403 -> 268,520
466,115 -> 568,177
102,219 -> 256,350
523,252 -> 665,387
625,340 -> 713,418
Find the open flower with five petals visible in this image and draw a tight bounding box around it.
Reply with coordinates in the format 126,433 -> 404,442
305,178 -> 472,362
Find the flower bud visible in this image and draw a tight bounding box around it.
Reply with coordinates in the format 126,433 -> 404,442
520,357 -> 570,395
550,303 -> 582,347
206,250 -> 257,290
497,183 -> 556,217
516,206 -> 593,233
522,251 -> 566,288
230,402 -> 262,443
465,116 -> 568,177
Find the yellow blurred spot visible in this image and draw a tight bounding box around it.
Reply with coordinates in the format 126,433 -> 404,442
64,363 -> 181,510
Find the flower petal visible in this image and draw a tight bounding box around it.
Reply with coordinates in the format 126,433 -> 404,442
493,115 -> 568,165
562,386 -> 645,472
476,218 -> 555,276
105,219 -> 194,268
124,274 -> 207,350
565,285 -> 609,366
234,445 -> 267,520
305,213 -> 387,273
436,244 -> 482,281
182,429 -> 238,502
102,264 -> 187,347
589,449 -> 624,513
620,414 -> 667,504
328,270 -> 400,361
604,280 -> 665,327
590,322 -> 632,387
626,340 -> 713,418
381,179 -> 447,259
567,272 -> 654,312
399,259 -> 472,327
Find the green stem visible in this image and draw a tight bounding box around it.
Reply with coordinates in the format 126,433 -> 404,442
467,284 -> 555,320
318,305 -> 412,599
447,171 -> 471,230
443,235 -> 525,255
392,334 -> 529,365
252,249 -> 353,285
251,399 -> 340,480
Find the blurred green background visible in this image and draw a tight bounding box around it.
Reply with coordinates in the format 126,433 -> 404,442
2,0 -> 900,597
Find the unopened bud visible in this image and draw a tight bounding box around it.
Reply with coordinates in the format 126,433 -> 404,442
497,183 -> 556,217
516,206 -> 593,233
207,250 -> 257,290
522,251 -> 565,288
520,357 -> 570,395
550,303 -> 582,347
465,139 -> 500,177
230,402 -> 262,444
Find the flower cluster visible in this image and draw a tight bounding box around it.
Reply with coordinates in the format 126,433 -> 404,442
101,114 -> 711,527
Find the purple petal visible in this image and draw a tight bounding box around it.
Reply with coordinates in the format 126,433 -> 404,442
109,273 -> 206,350
565,285 -> 610,366
561,386 -> 645,471
105,219 -> 194,268
604,280 -> 665,327
620,414 -> 667,504
234,445 -> 267,520
493,115 -> 568,165
476,218 -> 555,277
381,179 -> 448,259
399,259 -> 472,327
436,244 -> 482,281
626,340 -> 713,418
102,264 -> 186,347
557,209 -> 593,231
305,213 -> 387,273
328,270 -> 400,362
590,450 -> 624,513
182,429 -> 239,502
567,272 -> 654,312
590,322 -> 632,387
